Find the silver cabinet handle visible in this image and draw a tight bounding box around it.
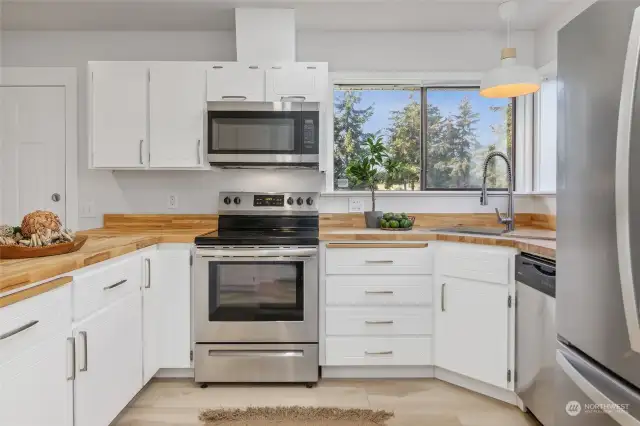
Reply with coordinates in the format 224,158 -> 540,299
145,258 -> 151,289
139,139 -> 144,165
365,351 -> 393,356
365,290 -> 394,295
441,283 -> 446,312
67,337 -> 76,381
221,96 -> 247,100
104,279 -> 127,291
197,139 -> 202,165
365,260 -> 394,264
617,7 -> 640,354
365,320 -> 394,325
280,96 -> 306,102
0,320 -> 39,341
212,65 -> 224,69
79,331 -> 88,372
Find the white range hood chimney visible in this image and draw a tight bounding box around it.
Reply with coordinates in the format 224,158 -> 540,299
235,9 -> 296,63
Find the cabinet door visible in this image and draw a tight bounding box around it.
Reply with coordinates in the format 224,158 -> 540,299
265,63 -> 328,102
0,332 -> 73,426
149,63 -> 206,168
207,63 -> 265,102
435,277 -> 510,389
155,247 -> 192,369
74,291 -> 143,426
142,251 -> 161,383
90,62 -> 148,168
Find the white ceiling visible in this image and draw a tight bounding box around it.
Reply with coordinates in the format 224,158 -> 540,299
1,0 -> 571,31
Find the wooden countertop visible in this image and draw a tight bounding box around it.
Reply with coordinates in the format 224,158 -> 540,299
320,227 -> 556,259
0,228 -> 214,305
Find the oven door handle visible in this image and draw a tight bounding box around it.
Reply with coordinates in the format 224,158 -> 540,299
196,248 -> 318,258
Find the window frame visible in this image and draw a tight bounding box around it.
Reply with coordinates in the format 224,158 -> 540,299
325,72 -> 527,194
533,61 -> 558,195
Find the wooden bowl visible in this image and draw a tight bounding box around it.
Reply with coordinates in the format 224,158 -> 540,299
0,235 -> 88,259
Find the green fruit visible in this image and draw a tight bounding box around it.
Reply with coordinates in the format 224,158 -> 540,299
380,219 -> 388,228
383,213 -> 393,221
400,213 -> 408,219
389,220 -> 399,229
401,219 -> 412,228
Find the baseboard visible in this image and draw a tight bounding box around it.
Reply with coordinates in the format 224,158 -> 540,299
154,368 -> 194,379
321,366 -> 435,379
434,367 -> 517,405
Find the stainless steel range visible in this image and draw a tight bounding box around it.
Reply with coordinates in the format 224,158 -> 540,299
193,192 -> 319,385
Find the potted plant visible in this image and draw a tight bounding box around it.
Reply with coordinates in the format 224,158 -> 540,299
346,135 -> 398,228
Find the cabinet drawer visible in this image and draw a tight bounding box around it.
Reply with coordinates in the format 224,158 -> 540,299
325,337 -> 432,366
326,275 -> 432,306
437,245 -> 511,285
326,307 -> 432,336
73,253 -> 143,321
326,245 -> 432,275
0,284 -> 71,365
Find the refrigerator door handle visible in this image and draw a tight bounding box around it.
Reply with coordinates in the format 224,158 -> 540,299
616,6 -> 640,354
557,349 -> 640,426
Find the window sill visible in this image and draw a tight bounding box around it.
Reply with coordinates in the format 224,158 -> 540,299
321,191 -> 536,198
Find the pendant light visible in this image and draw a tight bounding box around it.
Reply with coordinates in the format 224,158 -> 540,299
480,0 -> 541,98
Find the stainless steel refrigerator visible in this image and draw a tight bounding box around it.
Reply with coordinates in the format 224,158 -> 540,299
557,1 -> 640,425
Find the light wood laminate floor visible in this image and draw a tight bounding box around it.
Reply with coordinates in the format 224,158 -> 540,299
114,379 -> 540,426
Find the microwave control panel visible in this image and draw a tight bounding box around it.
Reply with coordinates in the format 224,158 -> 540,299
253,194 -> 285,207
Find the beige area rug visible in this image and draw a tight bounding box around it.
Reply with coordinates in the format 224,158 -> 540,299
199,407 -> 395,425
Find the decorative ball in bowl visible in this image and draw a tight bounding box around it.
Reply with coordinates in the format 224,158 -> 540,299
380,213 -> 415,231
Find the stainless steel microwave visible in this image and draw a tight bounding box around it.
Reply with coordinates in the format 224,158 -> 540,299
207,102 -> 320,168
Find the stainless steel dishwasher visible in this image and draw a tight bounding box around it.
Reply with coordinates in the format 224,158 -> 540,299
515,253 -> 556,426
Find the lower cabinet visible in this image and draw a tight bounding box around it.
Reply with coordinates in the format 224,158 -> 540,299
0,330 -> 73,426
74,290 -> 143,426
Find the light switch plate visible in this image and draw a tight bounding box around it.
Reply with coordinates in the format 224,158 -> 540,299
168,194 -> 179,210
348,198 -> 364,213
79,201 -> 96,218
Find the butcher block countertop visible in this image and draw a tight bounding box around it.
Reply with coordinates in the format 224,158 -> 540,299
320,227 -> 556,259
0,228 -> 214,306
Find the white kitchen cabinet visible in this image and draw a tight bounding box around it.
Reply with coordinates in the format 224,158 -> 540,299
89,62 -> 149,168
142,250 -> 161,383
149,63 -> 207,169
207,62 -> 265,102
434,244 -> 514,390
74,290 -> 143,426
265,63 -> 328,102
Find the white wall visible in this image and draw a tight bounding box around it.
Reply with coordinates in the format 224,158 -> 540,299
2,29 -> 537,229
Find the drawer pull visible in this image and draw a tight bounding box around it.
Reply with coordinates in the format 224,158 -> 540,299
365,351 -> 393,356
0,320 -> 39,341
221,95 -> 247,100
365,320 -> 394,325
365,260 -> 394,264
103,279 -> 127,291
365,290 -> 394,295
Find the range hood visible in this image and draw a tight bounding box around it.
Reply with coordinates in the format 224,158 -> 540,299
235,8 -> 296,63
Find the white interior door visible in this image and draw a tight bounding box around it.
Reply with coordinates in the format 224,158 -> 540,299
0,86 -> 66,226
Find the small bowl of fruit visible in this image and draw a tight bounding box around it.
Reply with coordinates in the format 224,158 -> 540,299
380,212 -> 415,231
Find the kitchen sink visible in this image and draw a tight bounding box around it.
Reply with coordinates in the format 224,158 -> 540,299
429,226 -> 508,236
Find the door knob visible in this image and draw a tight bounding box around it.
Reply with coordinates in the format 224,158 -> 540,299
51,193 -> 61,202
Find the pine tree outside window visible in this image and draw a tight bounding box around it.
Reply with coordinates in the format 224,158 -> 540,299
333,85 -> 516,191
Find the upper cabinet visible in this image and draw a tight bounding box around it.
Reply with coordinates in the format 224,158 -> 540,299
149,63 -> 206,169
206,62 -> 265,102
89,62 -> 148,168
265,63 -> 328,102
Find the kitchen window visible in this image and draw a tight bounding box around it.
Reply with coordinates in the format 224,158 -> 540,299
332,85 -> 516,191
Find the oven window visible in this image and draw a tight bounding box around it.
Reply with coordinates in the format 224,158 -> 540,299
212,118 -> 296,152
208,261 -> 304,321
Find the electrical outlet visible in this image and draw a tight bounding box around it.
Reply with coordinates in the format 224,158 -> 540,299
79,201 -> 96,218
348,198 -> 364,213
168,194 -> 179,210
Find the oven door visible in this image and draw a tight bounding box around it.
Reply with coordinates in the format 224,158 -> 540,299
207,102 -> 305,165
194,247 -> 318,343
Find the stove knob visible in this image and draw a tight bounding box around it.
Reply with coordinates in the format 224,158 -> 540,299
287,197 -> 294,206
296,197 -> 304,206
223,196 -> 231,205
234,197 -> 241,205
306,197 -> 314,206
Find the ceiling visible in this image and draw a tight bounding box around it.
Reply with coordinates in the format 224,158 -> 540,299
1,0 -> 572,31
